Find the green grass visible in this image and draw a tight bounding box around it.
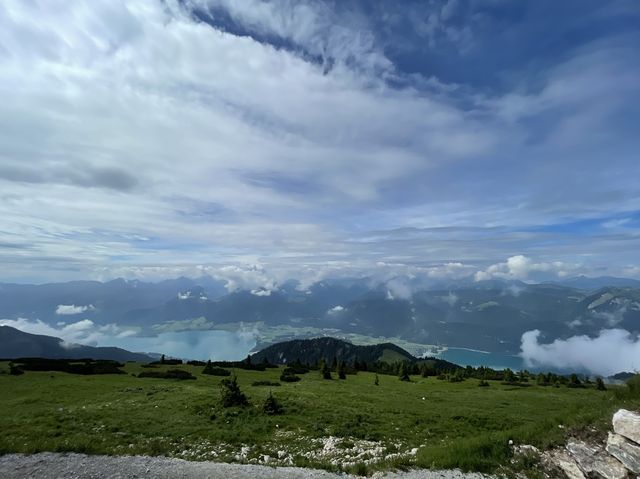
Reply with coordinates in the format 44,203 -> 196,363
0,362 -> 638,476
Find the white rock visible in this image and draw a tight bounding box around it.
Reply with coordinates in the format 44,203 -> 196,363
606,432 -> 640,474
613,409 -> 640,445
545,450 -> 586,479
566,440 -> 628,479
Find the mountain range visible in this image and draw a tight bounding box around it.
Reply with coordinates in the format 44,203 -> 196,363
1,275 -> 639,356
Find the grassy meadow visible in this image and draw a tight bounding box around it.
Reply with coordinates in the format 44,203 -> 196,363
1,361 -> 638,477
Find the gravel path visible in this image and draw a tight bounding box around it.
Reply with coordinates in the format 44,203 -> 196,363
0,453 -> 496,479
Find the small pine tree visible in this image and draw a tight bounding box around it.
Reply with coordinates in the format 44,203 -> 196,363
596,377 -> 607,391
160,354 -> 166,364
399,362 -> 410,382
220,374 -> 248,407
503,368 -> 516,383
262,391 -> 283,415
203,359 -> 212,373
568,373 -> 582,388
374,373 -> 379,386
320,358 -> 332,380
338,361 -> 346,380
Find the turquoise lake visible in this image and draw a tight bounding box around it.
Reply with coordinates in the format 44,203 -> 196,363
439,347 -> 525,370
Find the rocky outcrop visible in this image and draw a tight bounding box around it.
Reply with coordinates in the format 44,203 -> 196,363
544,450 -> 586,479
613,409 -> 640,445
541,409 -> 640,478
606,432 -> 640,474
565,440 -> 628,479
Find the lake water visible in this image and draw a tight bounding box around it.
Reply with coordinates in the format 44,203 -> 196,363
105,329 -> 256,361
106,329 -> 526,369
439,347 -> 525,370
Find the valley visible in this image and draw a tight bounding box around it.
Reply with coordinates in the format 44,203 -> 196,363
1,277 -> 638,369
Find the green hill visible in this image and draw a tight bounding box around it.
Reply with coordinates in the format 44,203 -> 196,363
251,337 -> 459,371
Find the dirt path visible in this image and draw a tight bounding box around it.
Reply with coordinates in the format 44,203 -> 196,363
0,453 -> 496,479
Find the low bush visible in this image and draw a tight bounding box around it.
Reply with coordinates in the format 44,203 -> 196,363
11,359 -> 125,375
186,360 -> 206,366
280,373 -> 301,382
150,356 -> 183,365
252,380 -> 281,387
283,365 -> 309,375
202,364 -> 232,376
138,369 -> 196,380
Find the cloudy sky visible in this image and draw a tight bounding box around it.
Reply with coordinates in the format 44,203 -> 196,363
1,0 -> 639,285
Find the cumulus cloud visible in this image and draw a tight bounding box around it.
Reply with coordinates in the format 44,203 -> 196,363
250,288 -> 272,297
327,305 -> 345,314
520,329 -> 640,376
385,277 -> 413,301
213,265 -> 278,293
0,318 -> 136,347
475,255 -> 575,282
55,304 -> 95,315
426,263 -> 475,280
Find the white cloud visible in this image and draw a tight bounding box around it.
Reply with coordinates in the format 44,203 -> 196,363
0,318 -> 136,346
520,329 -> 640,376
385,277 -> 413,300
0,0 -> 501,284
0,1 -> 637,284
193,0 -> 392,74
55,304 -> 95,315
250,288 -> 272,297
214,265 -> 278,292
443,292 -> 458,306
327,305 -> 345,314
426,262 -> 474,280
475,255 -> 576,282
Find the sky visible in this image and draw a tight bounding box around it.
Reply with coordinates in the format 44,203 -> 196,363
1,0 -> 639,285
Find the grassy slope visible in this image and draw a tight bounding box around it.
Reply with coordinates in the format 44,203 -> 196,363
1,362 -> 638,475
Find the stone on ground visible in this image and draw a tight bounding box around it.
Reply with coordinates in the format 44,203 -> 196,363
612,409 -> 640,445
543,450 -> 586,479
606,432 -> 640,475
566,440 -> 628,479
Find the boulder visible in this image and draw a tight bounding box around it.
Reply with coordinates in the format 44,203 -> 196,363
613,409 -> 640,445
566,440 -> 628,479
544,450 -> 586,479
606,432 -> 640,474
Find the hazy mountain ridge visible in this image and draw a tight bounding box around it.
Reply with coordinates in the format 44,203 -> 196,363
1,276 -> 639,356
0,326 -> 152,361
